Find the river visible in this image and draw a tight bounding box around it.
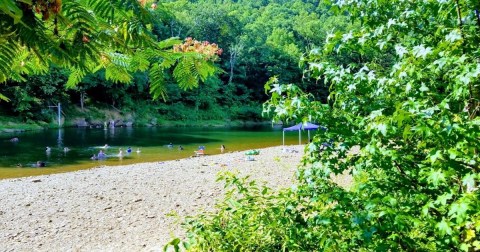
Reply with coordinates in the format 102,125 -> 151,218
0,125 -> 311,179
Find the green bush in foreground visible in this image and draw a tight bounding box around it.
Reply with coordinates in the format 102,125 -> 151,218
178,172 -> 308,251
174,0 -> 479,251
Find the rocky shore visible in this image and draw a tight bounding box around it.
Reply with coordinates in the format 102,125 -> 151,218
0,145 -> 318,251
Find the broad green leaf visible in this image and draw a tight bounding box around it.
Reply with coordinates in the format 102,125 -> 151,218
427,169 -> 446,186
436,219 -> 452,237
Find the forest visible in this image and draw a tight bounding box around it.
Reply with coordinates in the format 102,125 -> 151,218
1,0 -> 479,251
0,0 -> 348,128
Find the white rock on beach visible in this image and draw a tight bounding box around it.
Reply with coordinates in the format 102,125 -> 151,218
0,145 -> 306,251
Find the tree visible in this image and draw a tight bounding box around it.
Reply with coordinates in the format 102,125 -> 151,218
181,0 -> 480,251
0,0 -> 218,101
266,0 -> 480,249
2,66 -> 69,120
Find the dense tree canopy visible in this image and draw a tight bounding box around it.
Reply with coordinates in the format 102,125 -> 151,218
1,0 -> 347,125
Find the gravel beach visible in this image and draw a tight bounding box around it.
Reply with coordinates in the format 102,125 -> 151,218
0,145 -> 310,251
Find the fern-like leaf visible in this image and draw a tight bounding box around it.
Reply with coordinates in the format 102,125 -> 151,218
158,37 -> 182,49
0,0 -> 24,24
66,68 -> 87,88
105,65 -> 132,83
0,91 -> 10,102
130,51 -> 150,72
173,55 -> 198,90
149,63 -> 167,100
0,40 -> 18,82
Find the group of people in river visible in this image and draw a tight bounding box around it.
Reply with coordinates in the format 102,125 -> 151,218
90,145 -> 141,160
9,137 -> 227,168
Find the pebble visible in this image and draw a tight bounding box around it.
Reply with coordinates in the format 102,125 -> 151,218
0,145 -> 315,251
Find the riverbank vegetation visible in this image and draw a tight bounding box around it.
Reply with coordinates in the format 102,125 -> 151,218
0,0 -> 341,129
3,0 -> 478,251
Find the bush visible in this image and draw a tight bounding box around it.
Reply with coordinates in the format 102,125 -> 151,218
231,104 -> 263,121
177,0 -> 480,251
174,172 -> 321,251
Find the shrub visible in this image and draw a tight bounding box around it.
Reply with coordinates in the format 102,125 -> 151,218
177,0 -> 480,251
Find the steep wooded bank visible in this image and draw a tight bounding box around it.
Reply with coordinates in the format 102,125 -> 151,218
0,0 -> 347,129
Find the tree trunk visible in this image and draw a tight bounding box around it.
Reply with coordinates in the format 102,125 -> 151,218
80,91 -> 85,111
228,43 -> 243,84
229,50 -> 236,84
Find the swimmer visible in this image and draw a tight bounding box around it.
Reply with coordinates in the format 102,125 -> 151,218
102,144 -> 109,149
118,148 -> 123,157
167,143 -> 173,148
136,148 -> 141,153
10,137 -> 19,142
178,145 -> 184,151
36,161 -> 46,167
127,147 -> 132,154
98,150 -> 106,159
220,144 -> 226,153
46,146 -> 51,152
64,147 -> 70,152
91,154 -> 98,160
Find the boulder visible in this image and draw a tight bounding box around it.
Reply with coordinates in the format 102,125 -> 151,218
75,119 -> 89,127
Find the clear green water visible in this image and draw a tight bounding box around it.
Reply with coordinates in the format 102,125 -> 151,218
0,126 -> 311,179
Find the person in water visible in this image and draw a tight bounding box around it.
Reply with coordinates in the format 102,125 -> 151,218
220,144 -> 226,153
10,137 -> 19,142
91,154 -> 98,160
46,146 -> 51,153
36,161 -> 46,167
127,147 -> 132,154
167,143 -> 173,148
178,145 -> 184,150
98,149 -> 106,159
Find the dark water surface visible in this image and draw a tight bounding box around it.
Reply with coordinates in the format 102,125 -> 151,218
0,126 -> 310,179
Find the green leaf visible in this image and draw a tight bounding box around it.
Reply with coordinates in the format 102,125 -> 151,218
435,193 -> 453,206
65,68 -> 86,88
0,0 -> 24,24
158,37 -> 182,49
459,243 -> 469,252
448,201 -> 469,223
436,219 -> 452,237
462,173 -> 476,191
429,150 -> 443,164
427,169 -> 446,186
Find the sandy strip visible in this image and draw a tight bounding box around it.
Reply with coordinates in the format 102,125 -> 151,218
0,145 -> 312,252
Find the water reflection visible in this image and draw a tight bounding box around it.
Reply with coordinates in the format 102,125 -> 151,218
0,125 -> 310,177
57,128 -> 64,149
109,127 -> 115,139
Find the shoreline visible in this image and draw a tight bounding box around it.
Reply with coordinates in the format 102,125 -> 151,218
0,145 -> 306,251
0,120 -> 277,135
